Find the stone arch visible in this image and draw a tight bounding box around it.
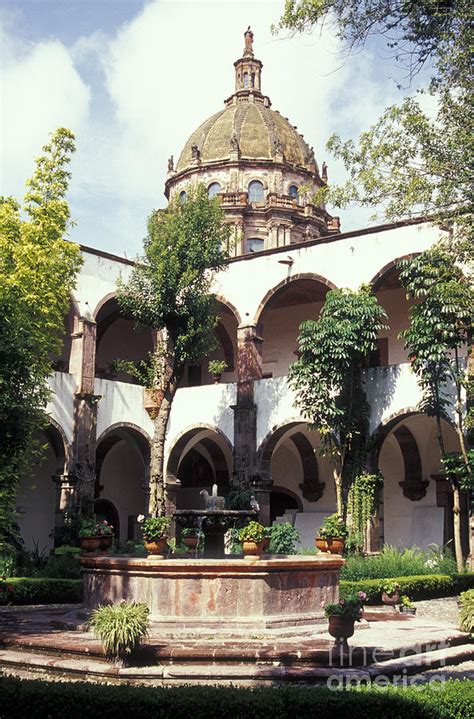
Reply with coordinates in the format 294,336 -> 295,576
95,423 -> 150,542
214,294 -> 241,326
253,273 -> 336,327
43,418 -> 70,475
370,253 -> 419,291
166,424 -> 233,479
93,294 -> 154,382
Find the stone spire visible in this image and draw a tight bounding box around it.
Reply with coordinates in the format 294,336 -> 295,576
234,27 -> 263,94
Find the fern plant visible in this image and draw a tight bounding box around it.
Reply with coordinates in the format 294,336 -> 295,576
459,589 -> 474,633
89,602 -> 150,661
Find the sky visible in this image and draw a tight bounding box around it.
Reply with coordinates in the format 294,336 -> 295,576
1,0 -> 424,258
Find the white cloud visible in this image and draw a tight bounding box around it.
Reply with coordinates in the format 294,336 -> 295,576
1,30 -> 91,196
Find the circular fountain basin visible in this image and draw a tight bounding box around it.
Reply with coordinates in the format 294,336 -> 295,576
81,554 -> 345,633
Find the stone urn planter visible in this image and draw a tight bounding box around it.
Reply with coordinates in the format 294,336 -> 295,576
80,536 -> 102,552
315,537 -> 345,554
242,540 -> 265,559
183,536 -> 199,550
144,388 -> 164,419
382,591 -> 400,606
327,616 -> 355,650
100,535 -> 113,551
144,538 -> 168,556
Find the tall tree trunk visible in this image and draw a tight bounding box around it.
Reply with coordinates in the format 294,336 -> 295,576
149,378 -> 178,517
333,467 -> 343,517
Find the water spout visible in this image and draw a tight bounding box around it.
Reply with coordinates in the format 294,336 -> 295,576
212,483 -> 218,497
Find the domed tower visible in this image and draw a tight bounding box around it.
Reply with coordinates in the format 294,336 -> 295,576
165,28 -> 340,256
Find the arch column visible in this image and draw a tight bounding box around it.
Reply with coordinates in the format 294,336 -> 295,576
69,313 -> 101,511
232,324 -> 264,507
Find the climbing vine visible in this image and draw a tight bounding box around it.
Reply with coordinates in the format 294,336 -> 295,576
347,473 -> 384,552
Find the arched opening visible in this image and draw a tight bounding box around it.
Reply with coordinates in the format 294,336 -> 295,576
94,498 -> 120,540
166,426 -> 232,510
371,258 -> 416,366
374,413 -> 466,551
255,276 -> 334,377
181,298 -> 239,386
246,237 -> 264,254
95,425 -> 150,543
94,295 -> 154,383
207,182 -> 222,198
179,190 -> 187,203
258,421 -> 335,545
16,422 -> 67,553
288,185 -> 299,201
248,180 -> 264,203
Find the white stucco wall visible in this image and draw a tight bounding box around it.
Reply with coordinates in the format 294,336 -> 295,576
95,378 -> 154,441
46,372 -> 76,444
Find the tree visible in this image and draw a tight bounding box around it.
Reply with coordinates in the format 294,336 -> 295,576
0,128 -> 82,547
398,247 -> 473,570
117,185 -> 230,517
288,286 -> 388,516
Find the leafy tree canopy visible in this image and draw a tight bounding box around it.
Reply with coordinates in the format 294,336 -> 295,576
0,128 -> 82,546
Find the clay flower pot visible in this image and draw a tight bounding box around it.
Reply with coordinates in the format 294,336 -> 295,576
144,537 -> 168,556
327,538 -> 345,555
327,615 -> 355,650
242,540 -> 264,559
80,536 -> 102,552
183,536 -> 198,550
382,591 -> 400,606
144,388 -> 164,419
315,538 -> 329,552
100,535 -> 113,551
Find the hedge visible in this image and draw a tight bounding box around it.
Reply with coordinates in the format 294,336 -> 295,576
0,677 -> 472,718
0,577 -> 82,605
340,573 -> 474,604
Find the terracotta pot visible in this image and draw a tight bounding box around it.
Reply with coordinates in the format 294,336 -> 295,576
328,615 -> 355,649
315,538 -> 329,552
80,536 -> 101,552
242,540 -> 264,557
144,388 -> 164,419
183,536 -> 198,550
212,373 -> 222,384
382,591 -> 400,606
100,535 -> 113,550
327,538 -> 345,555
144,537 -> 168,555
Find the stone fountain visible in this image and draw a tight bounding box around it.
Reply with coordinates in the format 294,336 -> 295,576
173,483 -> 257,558
81,485 -> 345,633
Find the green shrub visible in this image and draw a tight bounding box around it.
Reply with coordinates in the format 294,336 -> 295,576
340,573 -> 474,604
459,589 -> 474,632
88,602 -> 150,660
341,544 -> 457,581
0,677 -> 472,719
0,577 -> 82,605
238,521 -> 266,543
268,523 -> 300,554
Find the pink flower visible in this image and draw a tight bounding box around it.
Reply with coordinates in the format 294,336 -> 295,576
358,591 -> 367,601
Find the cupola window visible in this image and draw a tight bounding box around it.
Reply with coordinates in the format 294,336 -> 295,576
248,180 -> 264,203
289,185 -> 299,200
207,182 -> 222,198
179,190 -> 187,203
246,238 -> 264,254
244,72 -> 249,88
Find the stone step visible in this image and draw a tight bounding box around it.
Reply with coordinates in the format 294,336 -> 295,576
366,642 -> 474,678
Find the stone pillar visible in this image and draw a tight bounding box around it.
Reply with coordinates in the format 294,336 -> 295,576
165,473 -> 181,539
232,325 -> 271,515
70,316 -> 100,513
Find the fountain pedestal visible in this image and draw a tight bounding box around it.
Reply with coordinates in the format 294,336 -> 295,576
174,509 -> 257,558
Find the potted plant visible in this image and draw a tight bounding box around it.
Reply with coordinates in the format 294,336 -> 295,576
79,518 -> 102,552
380,580 -> 401,606
208,359 -> 227,383
96,518 -> 114,550
323,592 -> 366,650
88,602 -> 150,666
315,513 -> 348,554
137,514 -> 170,556
238,521 -> 266,559
181,527 -> 199,550
399,595 -> 417,615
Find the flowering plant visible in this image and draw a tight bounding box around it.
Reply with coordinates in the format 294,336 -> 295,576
137,515 -> 170,542
318,513 -> 349,540
79,517 -> 114,538
323,591 -> 366,620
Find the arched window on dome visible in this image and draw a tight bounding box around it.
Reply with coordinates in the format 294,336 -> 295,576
244,72 -> 249,88
207,182 -> 222,199
248,180 -> 264,203
246,238 -> 264,254
179,190 -> 187,203
289,185 -> 299,201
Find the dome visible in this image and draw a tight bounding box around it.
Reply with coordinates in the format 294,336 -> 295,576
176,102 -> 315,174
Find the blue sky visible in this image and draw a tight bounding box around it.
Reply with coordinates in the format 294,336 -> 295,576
1,1 -> 425,258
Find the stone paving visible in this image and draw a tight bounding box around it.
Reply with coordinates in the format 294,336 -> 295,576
0,600 -> 472,686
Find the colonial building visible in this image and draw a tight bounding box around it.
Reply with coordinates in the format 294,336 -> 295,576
17,30 -> 468,554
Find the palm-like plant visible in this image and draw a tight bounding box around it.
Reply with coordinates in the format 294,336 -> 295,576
89,602 -> 150,662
